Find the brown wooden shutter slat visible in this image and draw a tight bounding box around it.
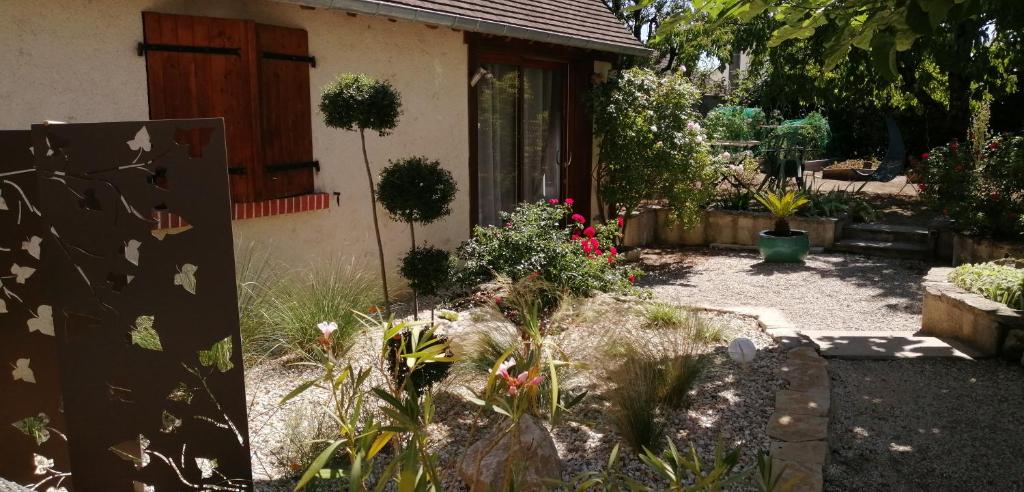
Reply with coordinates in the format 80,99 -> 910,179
256,23 -> 315,200
142,11 -> 263,203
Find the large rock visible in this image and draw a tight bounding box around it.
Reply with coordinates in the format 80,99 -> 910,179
458,414 -> 561,491
768,413 -> 829,442
1002,329 -> 1024,362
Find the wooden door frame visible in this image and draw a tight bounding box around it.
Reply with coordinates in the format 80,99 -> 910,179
467,34 -> 606,229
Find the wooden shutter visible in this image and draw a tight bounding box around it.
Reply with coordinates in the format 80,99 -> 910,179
142,12 -> 263,203
256,24 -> 315,199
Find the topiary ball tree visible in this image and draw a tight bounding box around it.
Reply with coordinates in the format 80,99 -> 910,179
399,246 -> 452,299
378,156 -> 457,318
320,73 -> 402,316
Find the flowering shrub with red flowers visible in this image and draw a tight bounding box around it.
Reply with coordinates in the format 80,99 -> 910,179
455,200 -> 641,295
921,134 -> 1024,240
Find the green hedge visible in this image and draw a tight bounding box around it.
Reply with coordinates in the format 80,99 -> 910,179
949,262 -> 1024,310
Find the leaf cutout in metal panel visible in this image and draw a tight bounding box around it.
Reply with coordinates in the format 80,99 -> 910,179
197,337 -> 233,373
11,263 -> 35,284
12,413 -> 51,445
167,382 -> 195,404
0,298 -> 7,313
109,434 -> 150,468
33,453 -> 54,475
160,410 -> 182,434
130,316 -> 162,351
151,224 -> 193,241
27,305 -> 54,336
22,235 -> 41,259
174,263 -> 197,294
127,126 -> 152,152
0,192 -> 7,211
195,457 -> 218,479
125,239 -> 141,266
12,358 -> 36,383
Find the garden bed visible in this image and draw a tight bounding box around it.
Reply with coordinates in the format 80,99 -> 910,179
245,294 -> 784,490
921,267 -> 1024,359
952,233 -> 1024,265
625,207 -> 845,249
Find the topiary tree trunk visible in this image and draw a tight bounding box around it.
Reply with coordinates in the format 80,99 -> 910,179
359,128 -> 391,316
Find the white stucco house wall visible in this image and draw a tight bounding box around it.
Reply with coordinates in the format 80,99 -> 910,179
1,0 -> 649,284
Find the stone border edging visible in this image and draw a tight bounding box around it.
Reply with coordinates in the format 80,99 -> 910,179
922,267 -> 1024,359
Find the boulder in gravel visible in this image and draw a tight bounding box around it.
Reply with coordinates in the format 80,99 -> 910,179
457,414 -> 561,491
1002,329 -> 1024,362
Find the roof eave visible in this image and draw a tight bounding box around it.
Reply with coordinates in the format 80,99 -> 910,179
272,0 -> 654,58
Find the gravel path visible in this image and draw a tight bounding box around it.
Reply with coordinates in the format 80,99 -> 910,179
826,359 -> 1024,491
639,248 -> 930,333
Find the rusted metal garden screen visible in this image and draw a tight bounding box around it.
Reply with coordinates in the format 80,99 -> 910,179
1,119 -> 252,490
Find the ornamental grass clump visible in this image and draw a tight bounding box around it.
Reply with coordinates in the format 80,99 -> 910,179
320,73 -> 402,315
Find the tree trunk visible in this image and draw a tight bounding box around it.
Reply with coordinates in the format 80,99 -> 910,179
360,128 -> 391,317
945,19 -> 978,141
409,222 -> 418,320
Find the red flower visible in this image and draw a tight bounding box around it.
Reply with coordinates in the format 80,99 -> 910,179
921,152 -> 929,160
917,183 -> 927,191
571,234 -> 580,241
494,296 -> 503,304
589,238 -> 600,250
950,140 -> 959,153
609,246 -> 618,256
571,213 -> 586,224
504,222 -> 512,228
583,226 -> 596,238
990,191 -> 1002,201
548,198 -> 559,205
565,198 -> 574,206
616,216 -> 625,228
581,241 -> 593,254
608,255 -> 615,264
954,165 -> 964,173
628,274 -> 636,284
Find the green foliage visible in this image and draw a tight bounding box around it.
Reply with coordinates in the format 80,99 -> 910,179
705,106 -> 767,142
716,186 -> 756,211
639,438 -> 745,491
770,112 -> 831,155
377,156 -> 457,225
591,68 -> 718,226
319,73 -> 401,135
922,135 -> 1024,240
455,201 -> 638,296
755,190 -> 809,234
251,265 -> 380,363
802,189 -> 878,222
949,262 -> 1024,309
399,246 -> 451,297
642,301 -> 684,328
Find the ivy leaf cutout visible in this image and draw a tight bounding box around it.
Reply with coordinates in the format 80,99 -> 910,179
195,457 -> 218,479
125,239 -> 141,266
12,358 -> 35,383
127,126 -> 151,152
174,264 -> 197,295
12,413 -> 51,445
27,305 -> 54,336
0,192 -> 7,211
11,264 -> 36,284
22,236 -> 42,260
0,299 -> 7,314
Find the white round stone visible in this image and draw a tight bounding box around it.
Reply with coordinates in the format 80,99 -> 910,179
728,337 -> 757,364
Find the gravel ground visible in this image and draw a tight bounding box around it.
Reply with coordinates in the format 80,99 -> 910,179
639,248 -> 930,332
826,358 -> 1024,491
246,294 -> 783,490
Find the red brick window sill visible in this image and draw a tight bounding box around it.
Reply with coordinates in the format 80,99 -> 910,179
152,192 -> 331,230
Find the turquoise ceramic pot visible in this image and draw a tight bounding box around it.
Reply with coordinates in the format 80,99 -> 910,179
758,230 -> 810,262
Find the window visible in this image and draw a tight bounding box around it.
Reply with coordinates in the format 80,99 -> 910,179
141,12 -> 315,204
472,58 -> 567,226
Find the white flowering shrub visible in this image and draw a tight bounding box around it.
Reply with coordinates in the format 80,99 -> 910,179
592,68 -> 717,228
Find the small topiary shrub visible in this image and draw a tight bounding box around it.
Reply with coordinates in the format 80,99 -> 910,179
949,261 -> 1024,309
377,157 -> 458,226
399,246 -> 451,298
320,74 -> 401,135
454,200 -> 639,296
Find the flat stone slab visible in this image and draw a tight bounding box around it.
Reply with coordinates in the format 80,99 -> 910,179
773,459 -> 823,492
776,389 -> 830,416
771,440 -> 828,466
804,331 -> 978,360
777,361 -> 830,392
768,413 -> 829,442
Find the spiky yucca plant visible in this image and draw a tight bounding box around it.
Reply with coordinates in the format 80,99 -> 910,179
755,190 -> 809,235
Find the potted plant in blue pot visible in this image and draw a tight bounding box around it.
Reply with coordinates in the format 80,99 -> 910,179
755,190 -> 810,262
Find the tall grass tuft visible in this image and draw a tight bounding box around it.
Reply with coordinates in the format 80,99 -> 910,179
642,301 -> 684,328
235,240 -> 278,366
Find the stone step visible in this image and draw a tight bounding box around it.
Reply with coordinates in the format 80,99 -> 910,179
842,223 -> 932,244
802,331 -> 980,360
830,238 -> 932,259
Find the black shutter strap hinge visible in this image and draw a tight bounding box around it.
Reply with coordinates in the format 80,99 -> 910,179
261,51 -> 317,68
266,161 -> 320,173
137,42 -> 241,57
227,166 -> 247,176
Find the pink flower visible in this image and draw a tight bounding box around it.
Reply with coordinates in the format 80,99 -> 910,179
548,198 -> 559,205
583,226 -> 596,238
921,152 -> 930,160
529,375 -> 545,386
571,213 -> 586,224
317,321 -> 338,347
616,216 -> 624,228
565,198 -> 574,206
497,357 -> 516,379
571,234 -> 580,241
610,246 -> 618,256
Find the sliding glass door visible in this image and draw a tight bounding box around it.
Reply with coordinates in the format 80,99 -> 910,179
474,61 -> 566,226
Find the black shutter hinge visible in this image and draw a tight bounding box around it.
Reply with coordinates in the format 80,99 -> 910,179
137,42 -> 241,57
266,160 -> 320,173
261,51 -> 317,68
